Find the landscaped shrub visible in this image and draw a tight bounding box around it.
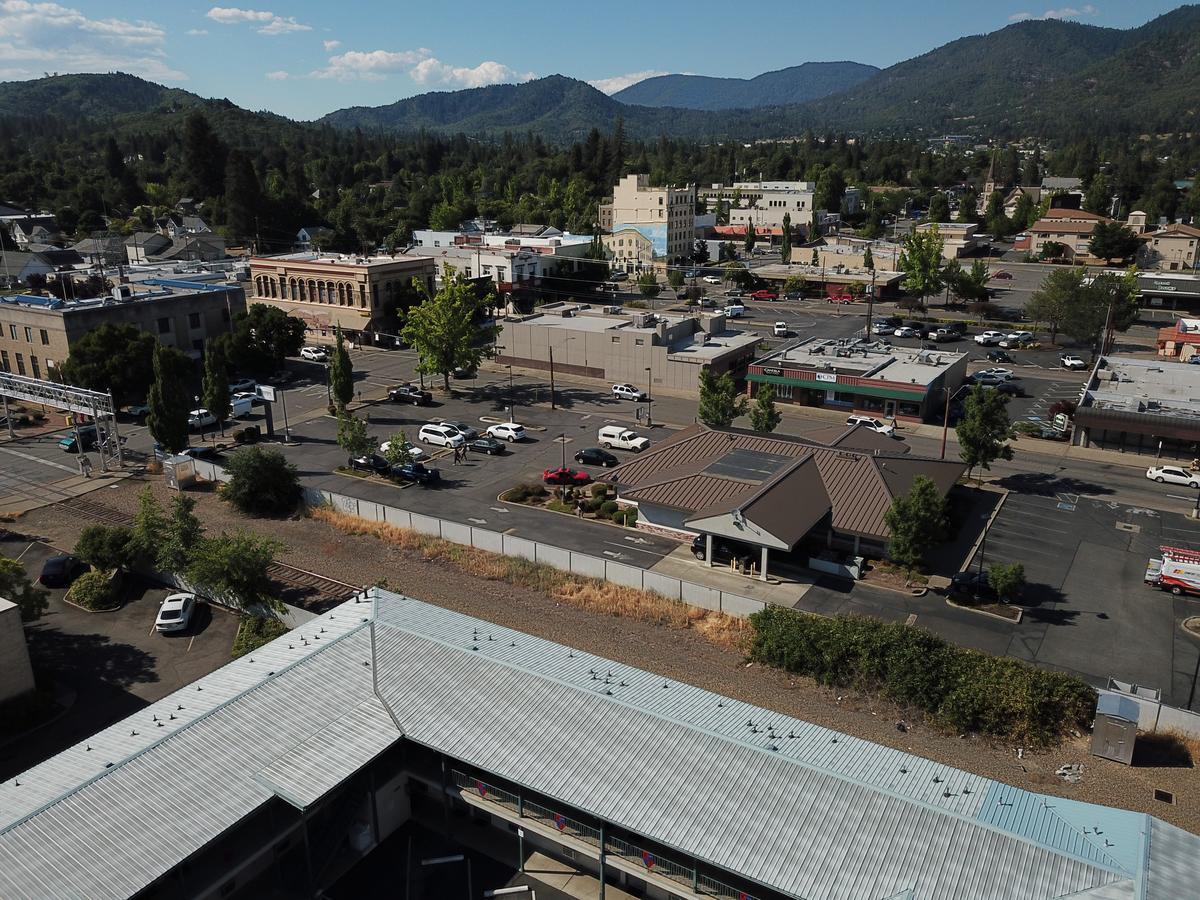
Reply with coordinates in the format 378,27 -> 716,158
618,508 -> 638,527
74,525 -> 132,571
1048,399 -> 1077,419
231,615 -> 288,659
590,483 -> 608,499
588,496 -> 607,513
508,483 -> 546,503
748,606 -> 1095,746
67,569 -> 119,611
600,500 -> 619,519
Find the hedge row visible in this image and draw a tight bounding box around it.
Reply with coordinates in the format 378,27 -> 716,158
748,607 -> 1095,747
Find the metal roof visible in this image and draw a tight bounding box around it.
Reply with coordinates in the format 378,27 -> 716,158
4,591 -> 1198,900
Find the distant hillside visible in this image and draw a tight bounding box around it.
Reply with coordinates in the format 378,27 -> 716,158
611,62 -> 879,111
803,8 -> 1200,136
317,75 -> 788,141
0,72 -> 203,120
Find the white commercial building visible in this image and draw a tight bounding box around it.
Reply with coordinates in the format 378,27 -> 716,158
700,180 -> 816,232
411,229 -> 595,291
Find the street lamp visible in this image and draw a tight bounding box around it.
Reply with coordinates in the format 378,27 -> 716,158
560,432 -> 566,469
644,366 -> 653,427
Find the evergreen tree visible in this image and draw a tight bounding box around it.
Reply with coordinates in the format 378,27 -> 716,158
883,475 -> 949,572
147,344 -> 191,455
223,149 -> 261,244
744,221 -> 756,252
863,245 -> 874,271
956,385 -> 1013,482
181,111 -> 227,199
329,325 -> 354,408
336,407 -> 372,458
780,213 -> 792,264
927,192 -> 950,223
749,384 -> 782,433
697,368 -> 747,429
201,342 -> 231,436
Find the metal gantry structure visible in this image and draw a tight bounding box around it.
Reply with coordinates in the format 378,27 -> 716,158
0,372 -> 123,471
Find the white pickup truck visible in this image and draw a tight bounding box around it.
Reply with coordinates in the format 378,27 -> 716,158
598,425 -> 650,452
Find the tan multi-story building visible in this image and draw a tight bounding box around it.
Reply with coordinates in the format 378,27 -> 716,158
247,252 -> 436,340
600,174 -> 696,265
602,228 -> 656,274
701,180 -> 816,233
915,221 -> 984,260
0,279 -> 244,382
1028,209 -> 1111,263
1138,223 -> 1200,271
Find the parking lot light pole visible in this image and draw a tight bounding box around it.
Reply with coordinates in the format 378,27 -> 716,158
645,366 -> 653,427
560,432 -> 566,469
548,345 -> 556,410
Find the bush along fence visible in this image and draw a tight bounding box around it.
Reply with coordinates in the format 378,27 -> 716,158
748,606 -> 1096,747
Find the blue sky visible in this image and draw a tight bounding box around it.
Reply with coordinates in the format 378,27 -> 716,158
0,1 -> 1184,120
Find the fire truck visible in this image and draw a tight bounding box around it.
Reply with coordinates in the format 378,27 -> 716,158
1146,546 -> 1200,596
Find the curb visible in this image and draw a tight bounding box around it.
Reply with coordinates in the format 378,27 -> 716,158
946,596 -> 1023,624
959,485 -> 1010,573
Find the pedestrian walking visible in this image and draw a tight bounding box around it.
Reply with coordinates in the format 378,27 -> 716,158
79,455 -> 93,479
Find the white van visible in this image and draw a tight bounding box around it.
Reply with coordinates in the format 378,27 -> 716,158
597,425 -> 650,452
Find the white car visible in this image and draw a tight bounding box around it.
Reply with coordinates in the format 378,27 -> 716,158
974,331 -> 1005,346
1060,354 -> 1086,370
300,346 -> 330,362
187,408 -> 216,429
773,321 -> 788,337
846,414 -> 896,436
378,441 -> 427,461
703,275 -> 722,285
418,424 -> 465,448
1146,466 -> 1200,488
486,422 -> 527,443
612,383 -> 648,401
893,326 -> 918,338
872,321 -> 896,335
976,367 -> 1014,381
1005,331 -> 1034,344
228,377 -> 256,394
155,593 -> 196,633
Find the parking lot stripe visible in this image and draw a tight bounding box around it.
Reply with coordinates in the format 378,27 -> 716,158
982,536 -> 1062,556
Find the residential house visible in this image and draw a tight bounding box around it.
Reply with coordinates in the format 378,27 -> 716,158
295,226 -> 334,250
124,232 -> 172,264
1138,223 -> 1200,271
71,235 -> 126,268
156,214 -> 210,238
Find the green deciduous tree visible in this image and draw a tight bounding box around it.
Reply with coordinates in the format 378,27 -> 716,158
57,323 -> 156,407
636,271 -> 661,298
382,430 -> 413,465
201,342 -> 231,436
749,383 -> 782,433
336,407 -> 372,458
956,384 -> 1014,482
898,224 -> 944,308
159,493 -> 203,574
229,303 -> 306,377
147,343 -> 191,455
950,259 -> 991,306
1026,266 -> 1085,344
697,368 -> 747,429
1088,221 -> 1141,265
0,557 -> 48,622
401,271 -> 500,392
186,531 -> 284,613
128,486 -> 167,567
927,192 -> 950,223
744,221 -> 756,252
222,446 -> 301,517
667,269 -> 684,291
883,475 -> 950,572
329,325 -> 354,408
724,260 -> 753,289
988,562 -> 1026,604
74,525 -> 132,571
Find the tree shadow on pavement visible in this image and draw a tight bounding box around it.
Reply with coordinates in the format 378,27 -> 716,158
996,471 -> 1114,497
25,626 -> 158,689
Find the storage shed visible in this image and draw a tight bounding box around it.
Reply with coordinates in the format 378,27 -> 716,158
1092,693 -> 1140,765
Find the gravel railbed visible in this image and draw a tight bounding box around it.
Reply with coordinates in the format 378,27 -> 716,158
16,476 -> 1199,835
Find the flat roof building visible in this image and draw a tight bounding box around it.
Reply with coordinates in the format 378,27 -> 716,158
0,277 -> 244,380
496,302 -> 760,391
3,589 -> 1196,900
1073,355 -> 1200,459
410,228 -> 595,294
748,336 -> 969,423
599,174 -> 696,265
247,251 -> 436,342
915,221 -> 984,259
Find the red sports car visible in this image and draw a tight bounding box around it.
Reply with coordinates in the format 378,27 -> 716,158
990,270 -> 1013,280
542,467 -> 592,486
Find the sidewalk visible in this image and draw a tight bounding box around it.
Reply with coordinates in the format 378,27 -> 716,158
0,471 -> 133,516
649,544 -> 816,609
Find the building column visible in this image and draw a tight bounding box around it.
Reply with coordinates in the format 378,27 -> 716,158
760,546 -> 769,582
705,534 -> 713,567
853,535 -> 861,556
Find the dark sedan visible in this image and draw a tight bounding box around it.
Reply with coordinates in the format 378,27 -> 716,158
468,437 -> 506,456
986,350 -> 1014,363
348,454 -> 391,475
388,384 -> 432,405
949,570 -> 996,600
390,462 -> 440,485
39,554 -> 87,587
574,447 -> 618,468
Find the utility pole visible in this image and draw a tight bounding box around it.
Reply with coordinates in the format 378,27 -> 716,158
940,385 -> 952,460
548,345 -> 556,410
864,271 -> 877,340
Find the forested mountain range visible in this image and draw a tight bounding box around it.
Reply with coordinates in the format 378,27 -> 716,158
610,62 -> 879,111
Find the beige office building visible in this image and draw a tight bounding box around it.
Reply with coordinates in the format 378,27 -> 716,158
1139,223 -> 1200,271
247,252 -> 436,339
599,174 -> 696,264
0,280 -> 244,381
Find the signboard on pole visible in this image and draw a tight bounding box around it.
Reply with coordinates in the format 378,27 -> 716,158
1053,413 -> 1070,432
257,384 -> 277,403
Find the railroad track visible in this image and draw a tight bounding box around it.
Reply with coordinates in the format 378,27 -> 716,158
51,496 -> 361,612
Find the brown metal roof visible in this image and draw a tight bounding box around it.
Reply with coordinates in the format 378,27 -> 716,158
615,424 -> 964,542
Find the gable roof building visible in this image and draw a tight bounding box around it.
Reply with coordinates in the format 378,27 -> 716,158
2,589 -> 1195,900
1138,223 -> 1200,271
611,422 -> 964,565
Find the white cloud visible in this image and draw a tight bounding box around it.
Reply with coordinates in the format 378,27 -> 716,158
588,70 -> 670,94
265,69 -> 288,80
186,28 -> 208,36
409,57 -> 534,88
322,38 -> 340,51
0,0 -> 184,81
1009,4 -> 1097,21
205,6 -> 310,35
312,48 -> 432,81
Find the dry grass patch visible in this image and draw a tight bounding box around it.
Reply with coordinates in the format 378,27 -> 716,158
311,506 -> 749,649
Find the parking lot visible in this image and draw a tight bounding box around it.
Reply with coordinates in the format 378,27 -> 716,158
0,534 -> 240,779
